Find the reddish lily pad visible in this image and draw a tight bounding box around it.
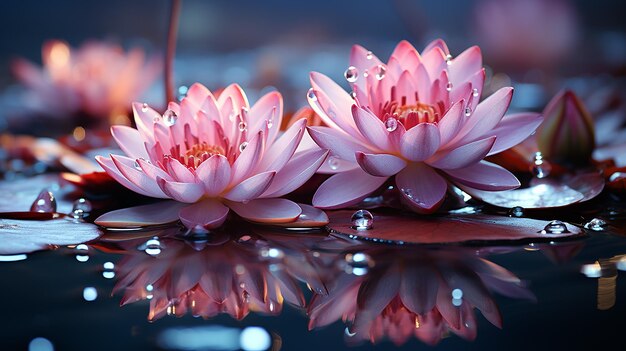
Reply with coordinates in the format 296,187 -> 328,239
0,217 -> 102,254
327,210 -> 582,245
463,172 -> 604,209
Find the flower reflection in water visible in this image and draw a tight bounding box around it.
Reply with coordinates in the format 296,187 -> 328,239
107,228 -> 326,321
308,246 -> 536,346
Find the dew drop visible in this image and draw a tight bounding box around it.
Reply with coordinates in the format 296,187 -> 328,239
351,209 -> 374,230
163,109 -> 178,126
508,206 -> 524,218
327,156 -> 340,170
344,66 -> 358,83
609,172 -> 626,182
350,91 -> 357,100
72,198 -> 92,214
446,82 -> 453,91
584,218 -> 607,231
446,54 -> 453,65
540,220 -> 570,234
464,106 -> 472,116
385,117 -> 398,132
472,88 -> 479,97
239,141 -> 248,152
307,88 -> 317,101
366,51 -> 373,60
531,152 -> 552,179
266,119 -> 273,129
238,121 -> 247,131
30,190 -> 56,213
363,69 -> 369,78
375,64 -> 386,80
141,103 -> 149,112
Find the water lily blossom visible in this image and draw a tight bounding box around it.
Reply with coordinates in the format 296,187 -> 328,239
307,39 -> 543,213
96,83 -> 328,229
12,40 -> 161,122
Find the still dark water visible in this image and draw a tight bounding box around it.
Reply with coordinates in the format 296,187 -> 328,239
1,220 -> 625,351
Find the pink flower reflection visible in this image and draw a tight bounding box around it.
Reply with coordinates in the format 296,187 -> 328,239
308,247 -> 535,346
111,233 -> 314,321
96,83 -> 328,229
307,39 -> 542,213
12,40 -> 161,123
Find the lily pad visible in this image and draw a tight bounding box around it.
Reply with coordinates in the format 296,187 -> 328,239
463,172 -> 604,209
0,217 -> 102,254
326,210 -> 582,245
0,174 -> 74,213
271,204 -> 329,228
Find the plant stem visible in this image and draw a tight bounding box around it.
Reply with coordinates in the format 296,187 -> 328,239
165,0 -> 181,104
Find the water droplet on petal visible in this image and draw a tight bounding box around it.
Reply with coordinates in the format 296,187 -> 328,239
307,88 -> 317,101
508,206 -> 525,217
266,119 -> 273,129
446,54 -> 453,65
375,64 -> 386,80
385,117 -> 398,132
238,121 -> 247,131
344,66 -> 358,83
328,156 -> 340,170
464,106 -> 472,116
472,88 -> 479,97
239,141 -> 248,152
363,69 -> 369,78
351,210 -> 374,230
350,91 -> 357,100
30,190 -> 56,213
141,103 -> 149,112
446,82 -> 453,91
540,220 -> 570,234
366,51 -> 373,60
163,109 -> 178,126
584,218 -> 607,231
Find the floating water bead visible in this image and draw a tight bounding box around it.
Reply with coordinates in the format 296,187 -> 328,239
540,220 -> 569,234
508,206 -> 525,217
351,210 -> 374,230
72,198 -> 92,213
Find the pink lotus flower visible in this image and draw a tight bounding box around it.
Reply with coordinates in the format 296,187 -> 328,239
307,39 -> 543,213
96,83 -> 328,229
12,40 -> 160,122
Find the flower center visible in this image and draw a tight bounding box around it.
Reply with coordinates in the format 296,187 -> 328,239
394,102 -> 440,124
168,142 -> 226,169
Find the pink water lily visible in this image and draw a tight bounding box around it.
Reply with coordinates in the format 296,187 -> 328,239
307,39 -> 543,213
96,83 -> 328,229
12,40 -> 161,121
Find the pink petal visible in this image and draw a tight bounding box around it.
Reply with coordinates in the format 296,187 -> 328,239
391,40 -> 420,64
257,118 -> 305,173
163,157 -> 196,183
216,83 -> 249,111
396,163 -> 447,212
131,102 -> 159,145
444,160 -> 520,191
349,44 -> 382,76
250,91 -> 283,143
400,123 -> 440,161
437,100 -> 465,146
223,171 -> 275,202
423,39 -> 450,56
111,125 -> 149,160
156,177 -> 204,203
420,46 -> 447,81
352,105 -> 391,151
226,198 -> 302,224
186,83 -> 211,108
230,130 -> 266,185
488,113 -> 543,155
448,46 -> 482,86
179,198 -> 229,229
196,155 -> 232,196
96,155 -> 153,196
95,201 -> 186,228
313,168 -> 388,209
428,136 -> 496,170
110,155 -> 168,198
137,158 -> 173,182
307,126 -> 369,163
356,152 -> 407,177
309,72 -> 360,136
262,149 -> 329,198
452,87 -> 513,146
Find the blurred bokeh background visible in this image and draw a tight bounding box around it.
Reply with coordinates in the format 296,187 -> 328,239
0,0 -> 625,116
